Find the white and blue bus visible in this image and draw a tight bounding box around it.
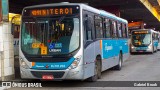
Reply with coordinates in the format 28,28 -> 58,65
130,29 -> 159,54
19,3 -> 129,81
157,32 -> 160,50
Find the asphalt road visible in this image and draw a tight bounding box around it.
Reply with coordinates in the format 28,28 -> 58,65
4,51 -> 160,90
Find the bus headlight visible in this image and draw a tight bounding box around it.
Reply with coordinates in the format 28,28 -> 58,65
20,58 -> 30,69
131,46 -> 134,49
68,56 -> 81,69
148,45 -> 152,49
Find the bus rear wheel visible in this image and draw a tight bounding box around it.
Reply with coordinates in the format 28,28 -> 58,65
88,59 -> 101,81
114,53 -> 122,70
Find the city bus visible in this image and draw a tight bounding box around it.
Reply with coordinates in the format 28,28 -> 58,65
19,3 -> 129,81
130,29 -> 158,54
157,32 -> 160,50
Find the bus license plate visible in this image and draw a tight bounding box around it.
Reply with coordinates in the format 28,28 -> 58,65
139,51 -> 143,52
42,75 -> 54,80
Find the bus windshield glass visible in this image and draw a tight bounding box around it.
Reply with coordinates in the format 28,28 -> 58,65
132,31 -> 151,46
21,15 -> 80,55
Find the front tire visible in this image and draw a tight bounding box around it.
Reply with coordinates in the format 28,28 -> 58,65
155,47 -> 158,52
97,59 -> 102,79
87,59 -> 101,81
130,52 -> 134,55
151,46 -> 154,54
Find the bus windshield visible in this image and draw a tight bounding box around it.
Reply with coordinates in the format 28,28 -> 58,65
132,33 -> 151,46
21,16 -> 80,55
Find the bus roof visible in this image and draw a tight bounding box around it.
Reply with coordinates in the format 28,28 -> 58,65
80,4 -> 127,23
23,3 -> 127,24
23,2 -> 85,9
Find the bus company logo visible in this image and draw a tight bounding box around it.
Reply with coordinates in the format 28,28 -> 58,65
1,82 -> 42,88
104,43 -> 113,51
2,82 -> 11,88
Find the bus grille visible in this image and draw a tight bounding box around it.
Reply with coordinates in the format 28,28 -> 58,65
31,71 -> 65,78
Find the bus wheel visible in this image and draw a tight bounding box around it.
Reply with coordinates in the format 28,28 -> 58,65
130,52 -> 134,55
151,46 -> 154,54
97,58 -> 102,79
155,47 -> 158,52
88,58 -> 101,81
114,53 -> 122,70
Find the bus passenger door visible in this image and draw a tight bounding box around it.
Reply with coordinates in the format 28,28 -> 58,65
83,13 -> 95,79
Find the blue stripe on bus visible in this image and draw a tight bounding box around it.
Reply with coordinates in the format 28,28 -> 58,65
101,39 -> 129,59
31,57 -> 75,70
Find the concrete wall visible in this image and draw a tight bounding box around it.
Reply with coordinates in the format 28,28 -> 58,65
0,22 -> 15,81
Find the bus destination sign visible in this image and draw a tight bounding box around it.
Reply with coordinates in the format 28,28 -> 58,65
133,31 -> 148,34
31,8 -> 73,16
25,6 -> 80,17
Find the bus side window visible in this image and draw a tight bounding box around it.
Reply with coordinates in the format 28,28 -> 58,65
155,33 -> 156,40
111,21 -> 117,38
95,15 -> 103,39
122,24 -> 127,38
117,22 -> 122,38
156,33 -> 158,40
158,34 -> 160,42
155,33 -> 157,40
153,33 -> 156,40
125,24 -> 128,38
85,15 -> 93,40
104,18 -> 111,38
152,33 -> 155,40
157,34 -> 159,41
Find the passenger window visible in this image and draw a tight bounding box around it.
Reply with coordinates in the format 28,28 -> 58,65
122,24 -> 127,38
125,24 -> 128,38
152,34 -> 155,40
85,15 -> 93,40
156,33 -> 158,40
117,22 -> 122,38
104,19 -> 111,38
111,21 -> 117,38
95,16 -> 103,38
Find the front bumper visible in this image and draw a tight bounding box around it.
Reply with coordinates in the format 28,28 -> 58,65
130,46 -> 152,53
20,65 -> 84,80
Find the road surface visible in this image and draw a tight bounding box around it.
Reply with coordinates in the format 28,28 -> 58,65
5,51 -> 160,90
